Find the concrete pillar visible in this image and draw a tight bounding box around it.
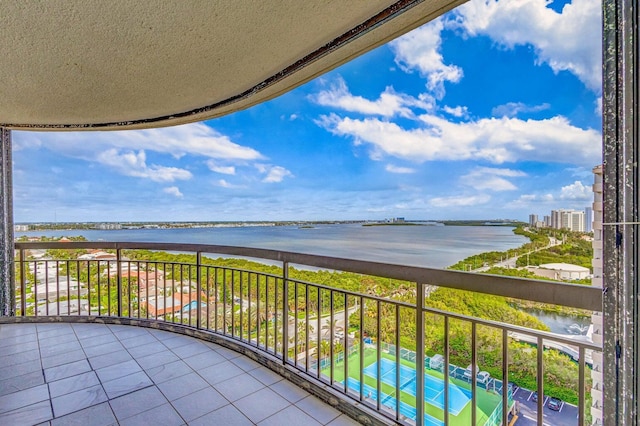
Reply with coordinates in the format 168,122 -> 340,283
0,128 -> 14,316
602,0 -> 639,424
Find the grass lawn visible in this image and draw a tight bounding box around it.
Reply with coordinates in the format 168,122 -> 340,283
324,347 -> 501,425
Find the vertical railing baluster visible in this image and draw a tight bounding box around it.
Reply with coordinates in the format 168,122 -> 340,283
317,287 -> 322,379
537,336 -> 544,425
87,261 -> 91,316
579,346 -> 585,425
136,261 -> 142,319
359,295 -> 365,402
376,299 -> 381,412
231,269 -> 235,337
444,316 -> 449,425
116,249 -> 122,317
502,328 -> 509,426
305,283 -> 310,372
155,263 -> 160,321
19,249 -> 25,316
294,281 -> 299,367
143,265 -> 148,320
330,290 -> 334,385
127,260 -> 131,318
415,282 -> 425,426
206,265 -> 211,330
240,271 -> 245,341
273,275 -> 278,355
282,261 -> 289,364
222,268 -> 227,333
256,273 -> 261,348
196,252 -> 202,329
66,261 -> 70,316
107,261 -> 111,316
77,260 -> 82,316
214,267 -> 220,332
248,272 -> 253,345
44,259 -> 49,315
471,322 -> 477,426
395,303 -> 401,420
265,275 -> 270,352
55,260 -> 60,317
179,263 -> 184,325
344,294 -> 350,393
96,262 -> 101,316
33,261 -> 38,316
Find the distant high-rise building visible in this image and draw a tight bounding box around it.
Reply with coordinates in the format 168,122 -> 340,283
570,211 -> 585,232
543,215 -> 551,227
529,214 -> 538,227
585,206 -> 593,232
551,209 -> 585,232
551,209 -> 562,229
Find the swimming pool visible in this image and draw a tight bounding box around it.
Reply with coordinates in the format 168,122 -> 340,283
363,358 -> 471,416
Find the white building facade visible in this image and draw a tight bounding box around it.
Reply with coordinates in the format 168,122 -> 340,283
591,165 -> 603,423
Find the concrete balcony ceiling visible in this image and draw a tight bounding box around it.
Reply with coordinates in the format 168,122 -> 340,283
0,0 -> 462,131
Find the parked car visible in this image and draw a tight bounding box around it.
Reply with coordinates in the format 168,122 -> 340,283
548,397 -> 563,411
531,391 -> 538,402
477,371 -> 491,384
463,365 -> 480,381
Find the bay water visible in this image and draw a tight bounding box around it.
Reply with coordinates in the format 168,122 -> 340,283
18,223 -> 526,269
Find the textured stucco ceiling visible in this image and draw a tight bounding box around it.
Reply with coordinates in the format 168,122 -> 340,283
0,0 -> 464,130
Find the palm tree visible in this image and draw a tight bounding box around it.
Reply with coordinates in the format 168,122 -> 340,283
321,318 -> 343,337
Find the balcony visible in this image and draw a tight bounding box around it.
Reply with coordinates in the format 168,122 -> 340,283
0,322 -> 356,426
2,241 -> 603,425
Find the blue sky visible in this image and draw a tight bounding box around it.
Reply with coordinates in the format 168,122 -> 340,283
13,0 -> 602,223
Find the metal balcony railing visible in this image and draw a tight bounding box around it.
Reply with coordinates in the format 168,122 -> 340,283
12,241 -> 602,426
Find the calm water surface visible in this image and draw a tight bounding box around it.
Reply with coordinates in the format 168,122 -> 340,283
19,224 -> 526,269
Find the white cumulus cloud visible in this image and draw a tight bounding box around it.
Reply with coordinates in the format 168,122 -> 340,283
96,149 -> 192,182
206,160 -> 236,175
216,179 -> 246,189
13,122 -> 285,185
163,186 -> 183,198
491,102 -> 550,118
317,113 -> 601,166
386,164 -> 416,174
559,180 -> 591,200
430,194 -> 491,207
442,105 -> 469,118
311,77 -> 433,117
16,122 -> 263,161
260,165 -> 293,183
389,18 -> 463,98
453,0 -> 601,92
461,167 -> 526,191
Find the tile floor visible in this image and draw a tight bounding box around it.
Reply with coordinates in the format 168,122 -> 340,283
0,323 -> 360,425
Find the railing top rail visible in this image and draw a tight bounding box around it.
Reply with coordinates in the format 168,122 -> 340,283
16,241 -> 603,311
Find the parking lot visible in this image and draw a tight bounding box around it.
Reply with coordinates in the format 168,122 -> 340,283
512,386 -> 580,426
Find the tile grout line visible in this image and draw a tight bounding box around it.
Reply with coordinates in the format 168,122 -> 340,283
35,324 -> 56,424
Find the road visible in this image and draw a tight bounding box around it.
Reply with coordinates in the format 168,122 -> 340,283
474,236 -> 561,272
285,303 -> 359,342
512,386 -> 580,426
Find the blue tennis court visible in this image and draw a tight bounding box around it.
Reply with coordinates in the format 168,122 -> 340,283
363,358 -> 471,416
345,377 -> 444,426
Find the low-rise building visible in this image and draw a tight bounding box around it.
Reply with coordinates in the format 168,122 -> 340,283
528,262 -> 590,281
